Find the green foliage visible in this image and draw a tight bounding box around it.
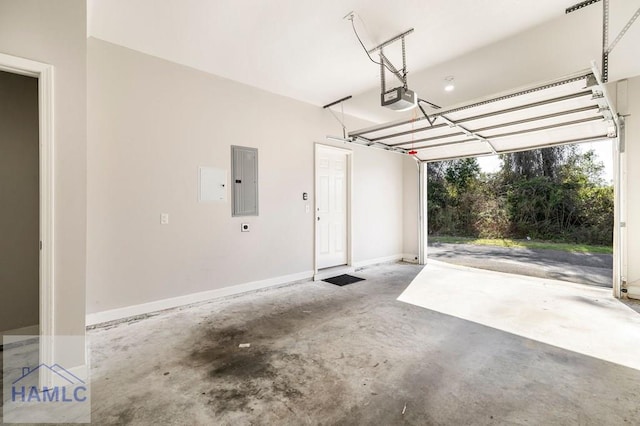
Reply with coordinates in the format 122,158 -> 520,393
429,236 -> 613,254
427,145 -> 613,247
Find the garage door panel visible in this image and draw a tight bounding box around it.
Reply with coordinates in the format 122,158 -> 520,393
443,77 -> 592,121
460,99 -> 599,132
475,109 -> 602,138
392,133 -> 475,149
416,141 -> 492,162
349,69 -> 616,162
490,123 -> 610,152
381,125 -> 463,146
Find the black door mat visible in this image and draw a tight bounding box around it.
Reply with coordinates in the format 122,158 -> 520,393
323,274 -> 365,286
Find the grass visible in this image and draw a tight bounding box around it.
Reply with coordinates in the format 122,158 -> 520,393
429,236 -> 613,254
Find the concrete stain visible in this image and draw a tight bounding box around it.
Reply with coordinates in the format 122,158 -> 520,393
185,303 -> 345,416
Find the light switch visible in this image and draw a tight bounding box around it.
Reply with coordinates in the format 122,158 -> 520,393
160,213 -> 169,225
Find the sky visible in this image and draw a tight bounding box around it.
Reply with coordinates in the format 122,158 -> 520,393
476,139 -> 614,184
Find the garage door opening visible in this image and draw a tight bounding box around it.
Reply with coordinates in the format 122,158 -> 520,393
425,141 -> 614,288
347,68 -> 624,298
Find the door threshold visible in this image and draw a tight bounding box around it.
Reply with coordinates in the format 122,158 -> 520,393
314,265 -> 354,281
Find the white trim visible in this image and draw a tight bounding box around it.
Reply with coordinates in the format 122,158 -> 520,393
0,53 -> 55,384
313,265 -> 355,281
86,270 -> 314,326
314,143 -> 353,274
418,162 -> 428,265
352,254 -> 404,268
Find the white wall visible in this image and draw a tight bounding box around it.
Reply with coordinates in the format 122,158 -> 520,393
0,71 -> 39,333
0,0 -> 86,337
86,38 -> 406,316
622,75 -> 640,299
402,157 -> 419,260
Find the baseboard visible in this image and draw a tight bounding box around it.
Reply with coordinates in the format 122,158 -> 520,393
353,254 -> 404,268
50,364 -> 89,388
86,270 -> 314,327
402,253 -> 419,264
1,325 -> 39,342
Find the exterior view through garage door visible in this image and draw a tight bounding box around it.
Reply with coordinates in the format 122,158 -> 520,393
346,67 -> 626,298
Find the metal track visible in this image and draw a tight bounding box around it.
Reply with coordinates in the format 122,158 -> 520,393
350,90 -> 593,141
339,69 -> 616,163
367,28 -> 414,54
566,0 -> 602,14
386,105 -> 600,147
607,6 -> 640,54
350,71 -> 594,137
602,0 -> 610,82
408,116 -> 603,152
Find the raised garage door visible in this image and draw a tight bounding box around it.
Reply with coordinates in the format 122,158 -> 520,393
347,68 -> 623,297
349,69 -> 616,162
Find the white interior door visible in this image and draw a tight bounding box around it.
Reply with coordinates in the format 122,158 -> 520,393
316,146 -> 348,269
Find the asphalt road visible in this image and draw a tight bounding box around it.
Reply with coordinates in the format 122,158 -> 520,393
427,242 -> 613,288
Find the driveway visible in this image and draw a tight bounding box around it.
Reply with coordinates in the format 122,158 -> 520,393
427,242 -> 613,287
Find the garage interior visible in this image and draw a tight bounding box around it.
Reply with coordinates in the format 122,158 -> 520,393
2,0 -> 640,424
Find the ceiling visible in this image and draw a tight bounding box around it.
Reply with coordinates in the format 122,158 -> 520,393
88,1 -> 582,115
88,0 -> 640,127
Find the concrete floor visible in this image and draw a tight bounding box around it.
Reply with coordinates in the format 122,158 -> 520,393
81,262 -> 640,425
428,242 -> 613,287
400,260 -> 640,371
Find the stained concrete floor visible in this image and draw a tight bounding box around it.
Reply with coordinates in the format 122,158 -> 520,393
80,262 -> 640,425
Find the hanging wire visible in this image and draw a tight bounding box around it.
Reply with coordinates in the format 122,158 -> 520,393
348,15 -> 397,76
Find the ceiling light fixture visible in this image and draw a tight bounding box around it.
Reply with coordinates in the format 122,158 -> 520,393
444,76 -> 455,92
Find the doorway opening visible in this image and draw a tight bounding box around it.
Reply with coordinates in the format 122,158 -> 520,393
0,70 -> 40,340
425,141 -> 615,288
347,68 -> 624,298
0,53 -> 54,371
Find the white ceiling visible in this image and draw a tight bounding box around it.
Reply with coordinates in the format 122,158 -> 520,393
88,0 -> 640,127
88,0 -> 581,113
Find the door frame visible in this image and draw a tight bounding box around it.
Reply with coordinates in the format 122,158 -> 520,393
613,111 -> 626,299
0,53 -> 55,364
314,143 -> 353,274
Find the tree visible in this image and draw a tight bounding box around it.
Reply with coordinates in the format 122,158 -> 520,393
500,146 -> 568,182
427,158 -> 481,235
427,144 -> 613,246
444,158 -> 480,193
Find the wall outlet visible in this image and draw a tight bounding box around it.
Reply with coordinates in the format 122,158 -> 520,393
241,223 -> 250,232
160,213 -> 169,225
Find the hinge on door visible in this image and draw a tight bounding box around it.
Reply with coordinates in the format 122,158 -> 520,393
40,241 -> 42,250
